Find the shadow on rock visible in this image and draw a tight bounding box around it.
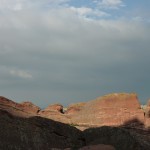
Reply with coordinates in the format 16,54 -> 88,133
0,110 -> 84,150
82,118 -> 150,150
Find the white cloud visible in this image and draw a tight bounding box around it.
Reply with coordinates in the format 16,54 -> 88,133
0,0 -> 25,11
10,70 -> 32,79
94,0 -> 124,9
70,7 -> 93,16
0,0 -> 149,106
0,0 -> 70,11
70,7 -> 109,19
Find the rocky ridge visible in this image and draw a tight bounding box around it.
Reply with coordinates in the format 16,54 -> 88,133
0,93 -> 150,150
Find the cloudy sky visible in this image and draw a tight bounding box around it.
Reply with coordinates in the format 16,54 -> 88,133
0,0 -> 150,107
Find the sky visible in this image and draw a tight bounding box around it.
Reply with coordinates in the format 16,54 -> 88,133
0,0 -> 150,108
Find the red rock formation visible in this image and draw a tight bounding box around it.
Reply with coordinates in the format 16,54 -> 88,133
70,93 -> 145,128
0,94 -> 150,150
0,93 -> 146,128
65,102 -> 86,115
145,99 -> 150,128
38,104 -> 70,124
42,104 -> 63,113
0,96 -> 40,117
20,101 -> 40,114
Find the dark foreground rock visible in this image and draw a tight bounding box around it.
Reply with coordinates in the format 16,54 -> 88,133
83,126 -> 150,150
0,109 -> 84,150
0,109 -> 150,150
78,144 -> 116,150
0,110 -> 150,150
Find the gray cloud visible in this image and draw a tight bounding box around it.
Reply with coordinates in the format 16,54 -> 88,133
0,2 -> 150,107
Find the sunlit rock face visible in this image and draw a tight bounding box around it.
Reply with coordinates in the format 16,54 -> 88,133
65,102 -> 86,115
0,96 -> 40,117
70,93 -> 145,128
0,93 -> 146,128
38,104 -> 71,124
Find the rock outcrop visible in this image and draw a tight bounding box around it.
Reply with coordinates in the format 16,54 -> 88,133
65,102 -> 86,115
70,93 -> 145,129
38,104 -> 70,124
0,93 -> 150,150
0,96 -> 40,117
0,93 -> 148,128
20,101 -> 41,114
1,108 -> 150,150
